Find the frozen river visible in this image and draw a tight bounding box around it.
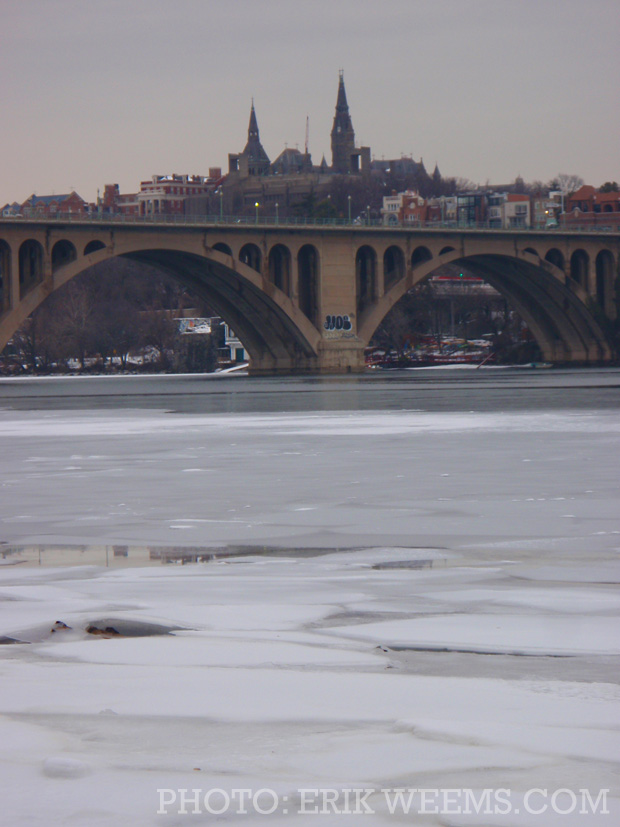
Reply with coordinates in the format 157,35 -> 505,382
0,368 -> 619,825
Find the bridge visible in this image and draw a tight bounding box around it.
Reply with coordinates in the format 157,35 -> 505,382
0,216 -> 617,373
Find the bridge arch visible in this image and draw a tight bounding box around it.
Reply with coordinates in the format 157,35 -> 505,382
52,240 -> 77,271
239,243 -> 262,273
2,238 -> 322,375
356,244 -> 377,315
360,247 -> 610,364
0,240 -> 10,312
383,245 -> 405,292
84,240 -> 106,256
411,245 -> 432,268
298,244 -> 319,326
1,221 -> 616,372
269,243 -> 291,296
595,250 -> 615,315
570,249 -> 589,287
19,239 -> 44,298
213,242 -> 232,257
545,248 -> 565,271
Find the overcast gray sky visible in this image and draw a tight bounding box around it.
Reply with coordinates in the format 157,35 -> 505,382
1,0 -> 618,204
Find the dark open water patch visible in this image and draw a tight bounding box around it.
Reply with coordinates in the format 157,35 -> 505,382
0,543 -> 450,569
0,543 -> 365,569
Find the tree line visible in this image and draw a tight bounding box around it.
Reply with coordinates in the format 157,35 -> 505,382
4,259 -> 220,375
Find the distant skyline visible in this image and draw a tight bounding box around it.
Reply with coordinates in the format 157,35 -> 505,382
1,0 -> 618,205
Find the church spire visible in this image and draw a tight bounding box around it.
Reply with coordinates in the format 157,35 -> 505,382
331,71 -> 356,173
248,99 -> 260,141
242,100 -> 270,175
335,69 -> 349,115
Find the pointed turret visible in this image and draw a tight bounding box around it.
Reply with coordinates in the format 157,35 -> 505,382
331,71 -> 356,174
334,71 -> 351,120
247,100 -> 260,141
242,101 -> 270,176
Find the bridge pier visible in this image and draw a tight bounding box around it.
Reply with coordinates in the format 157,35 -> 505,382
248,338 -> 366,375
316,337 -> 366,374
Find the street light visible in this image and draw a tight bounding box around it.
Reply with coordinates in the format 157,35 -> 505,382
275,202 -> 279,224
347,194 -> 351,223
219,189 -> 223,221
255,202 -> 259,224
367,204 -> 371,226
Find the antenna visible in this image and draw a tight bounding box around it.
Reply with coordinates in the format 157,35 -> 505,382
305,116 -> 309,155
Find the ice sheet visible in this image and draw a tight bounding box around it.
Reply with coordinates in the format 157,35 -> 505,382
0,405 -> 619,825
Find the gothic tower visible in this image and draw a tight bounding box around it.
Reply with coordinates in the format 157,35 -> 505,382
331,71 -> 356,174
242,101 -> 271,176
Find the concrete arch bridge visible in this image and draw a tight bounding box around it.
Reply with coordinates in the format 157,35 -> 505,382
0,218 -> 617,373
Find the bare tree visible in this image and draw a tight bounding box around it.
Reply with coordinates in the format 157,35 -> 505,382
554,173 -> 584,197
57,279 -> 97,369
141,309 -> 178,369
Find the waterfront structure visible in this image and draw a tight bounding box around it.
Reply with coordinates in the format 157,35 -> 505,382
222,323 -> 247,364
0,217 -> 616,374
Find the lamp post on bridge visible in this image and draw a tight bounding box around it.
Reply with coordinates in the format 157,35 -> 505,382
348,194 -> 351,223
219,189 -> 223,221
255,202 -> 260,224
275,202 -> 279,224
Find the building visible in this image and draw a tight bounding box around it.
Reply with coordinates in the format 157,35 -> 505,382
330,70 -> 371,175
100,170 -> 224,218
228,103 -> 272,178
487,193 -> 530,228
222,99 -> 329,216
531,193 -> 562,228
220,73 -> 374,217
563,185 -> 620,229
456,193 -> 487,225
381,192 -> 406,224
222,323 -> 247,364
1,202 -> 22,217
101,184 -> 139,216
21,191 -> 91,217
381,191 -> 443,225
97,73 -> 442,222
137,172 -> 223,217
371,156 -> 433,196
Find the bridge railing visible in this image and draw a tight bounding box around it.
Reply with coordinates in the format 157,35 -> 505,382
3,212 -> 619,233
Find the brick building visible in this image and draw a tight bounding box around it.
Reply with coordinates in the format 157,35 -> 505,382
563,185 -> 620,228
21,191 -> 90,217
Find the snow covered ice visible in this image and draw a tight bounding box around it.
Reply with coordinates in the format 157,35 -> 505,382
0,378 -> 619,825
